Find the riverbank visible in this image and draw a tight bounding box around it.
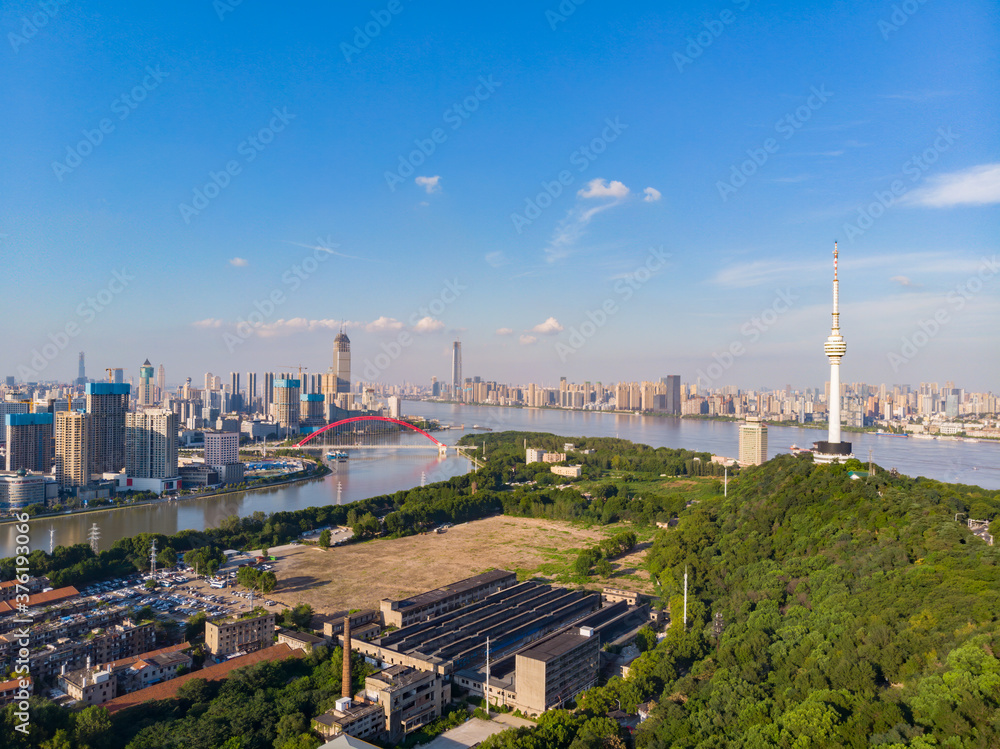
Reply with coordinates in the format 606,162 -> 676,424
1,460 -> 331,527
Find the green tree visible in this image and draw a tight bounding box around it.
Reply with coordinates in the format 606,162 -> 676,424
318,529 -> 331,549
156,547 -> 178,568
73,706 -> 112,749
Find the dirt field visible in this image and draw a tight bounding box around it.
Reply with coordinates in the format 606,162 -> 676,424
268,516 -> 657,614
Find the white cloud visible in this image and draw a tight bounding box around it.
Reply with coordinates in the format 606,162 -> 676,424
545,178 -> 632,263
229,257 -> 248,267
903,163 -> 1000,207
412,316 -> 445,333
530,317 -> 564,335
365,316 -> 405,333
192,318 -> 223,328
485,251 -> 508,268
416,175 -> 441,194
519,334 -> 538,345
890,275 -> 917,288
496,327 -> 513,336
578,178 -> 629,200
643,187 -> 662,202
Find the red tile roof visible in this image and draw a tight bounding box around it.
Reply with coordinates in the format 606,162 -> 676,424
103,644 -> 304,714
0,586 -> 80,614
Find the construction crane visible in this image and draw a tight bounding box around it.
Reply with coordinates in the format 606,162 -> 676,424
105,367 -> 123,383
17,398 -> 32,414
278,365 -> 309,383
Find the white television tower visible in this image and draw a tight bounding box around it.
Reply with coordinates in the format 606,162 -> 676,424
814,242 -> 854,464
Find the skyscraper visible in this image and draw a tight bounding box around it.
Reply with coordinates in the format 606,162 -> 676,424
138,359 -> 155,406
273,378 -> 301,436
333,327 -> 351,394
263,372 -> 274,418
156,364 -> 166,401
76,351 -> 87,386
663,375 -> 681,415
85,382 -> 130,474
55,411 -> 89,487
738,417 -> 768,466
230,372 -> 241,413
452,341 -> 462,401
246,372 -> 257,413
5,413 -> 53,472
125,409 -> 178,479
814,243 -> 854,464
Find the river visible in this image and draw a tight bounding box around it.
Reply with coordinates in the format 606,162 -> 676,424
4,401 -> 996,556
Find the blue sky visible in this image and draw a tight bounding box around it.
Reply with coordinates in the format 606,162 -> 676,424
2,0 -> 998,392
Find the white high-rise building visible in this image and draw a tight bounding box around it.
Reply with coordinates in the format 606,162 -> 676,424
738,417 -> 768,466
125,409 -> 178,479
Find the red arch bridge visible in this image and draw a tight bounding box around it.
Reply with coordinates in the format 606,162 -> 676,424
295,416 -> 480,461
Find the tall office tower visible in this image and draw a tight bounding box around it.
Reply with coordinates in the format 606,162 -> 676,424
263,373 -> 274,417
451,341 -> 462,401
663,375 -> 681,415
273,378 -> 301,436
738,416 -> 768,466
333,327 -> 351,393
229,372 -> 241,413
55,411 -> 89,487
137,359 -> 155,406
431,376 -> 440,397
246,372 -> 257,414
5,413 -> 54,471
85,382 -> 130,474
125,410 -> 178,479
814,243 -> 854,464
204,372 -> 214,392
156,364 -> 166,400
76,351 -> 87,386
112,368 -> 124,384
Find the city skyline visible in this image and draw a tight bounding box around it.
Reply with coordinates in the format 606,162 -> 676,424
3,1 -> 998,390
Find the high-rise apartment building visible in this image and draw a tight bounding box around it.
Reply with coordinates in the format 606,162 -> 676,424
452,341 -> 462,401
5,413 -> 53,472
263,373 -> 274,418
125,410 -> 178,479
85,383 -> 130,474
663,375 -> 681,415
334,328 -> 351,393
229,372 -> 241,413
55,411 -> 90,487
246,372 -> 257,413
738,417 -> 768,467
273,379 -> 301,435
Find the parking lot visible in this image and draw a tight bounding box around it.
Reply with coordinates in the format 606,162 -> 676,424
78,565 -> 289,624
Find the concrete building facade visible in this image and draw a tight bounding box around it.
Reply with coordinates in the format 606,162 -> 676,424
205,611 -> 276,657
738,417 -> 768,467
4,413 -> 53,472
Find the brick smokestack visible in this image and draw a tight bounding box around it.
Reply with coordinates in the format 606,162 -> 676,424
342,615 -> 352,699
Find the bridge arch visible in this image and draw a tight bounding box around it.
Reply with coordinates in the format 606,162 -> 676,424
294,416 -> 445,448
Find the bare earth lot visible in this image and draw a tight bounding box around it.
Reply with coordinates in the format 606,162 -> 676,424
268,515 -> 656,614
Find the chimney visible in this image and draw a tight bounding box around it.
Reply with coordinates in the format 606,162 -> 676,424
341,615 -> 352,700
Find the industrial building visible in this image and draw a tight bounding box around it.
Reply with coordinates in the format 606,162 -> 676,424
379,570 -> 517,628
350,573 -> 649,719
205,610 -> 276,657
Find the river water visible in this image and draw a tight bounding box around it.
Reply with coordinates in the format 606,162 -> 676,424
4,401 -> 997,556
